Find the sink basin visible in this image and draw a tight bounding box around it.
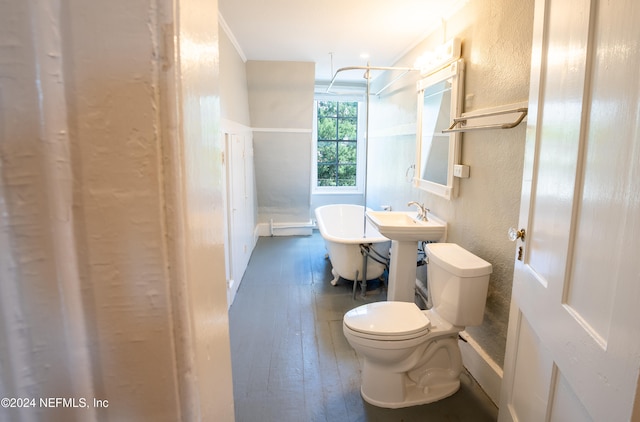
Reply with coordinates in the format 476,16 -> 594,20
366,210 -> 447,301
365,211 -> 446,242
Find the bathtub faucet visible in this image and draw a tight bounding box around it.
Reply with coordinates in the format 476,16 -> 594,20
408,201 -> 429,221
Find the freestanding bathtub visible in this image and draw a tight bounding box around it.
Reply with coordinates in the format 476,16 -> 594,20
314,204 -> 391,290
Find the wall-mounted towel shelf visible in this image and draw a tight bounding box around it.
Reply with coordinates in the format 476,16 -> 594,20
443,103 -> 528,133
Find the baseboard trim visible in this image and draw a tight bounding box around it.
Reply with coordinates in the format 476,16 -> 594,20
256,221 -> 314,237
458,331 -> 503,406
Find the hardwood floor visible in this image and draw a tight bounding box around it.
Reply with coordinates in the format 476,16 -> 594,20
229,233 -> 498,422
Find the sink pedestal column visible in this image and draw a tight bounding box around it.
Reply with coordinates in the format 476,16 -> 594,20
387,240 -> 418,302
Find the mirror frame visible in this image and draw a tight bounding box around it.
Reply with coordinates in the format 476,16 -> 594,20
414,59 -> 464,199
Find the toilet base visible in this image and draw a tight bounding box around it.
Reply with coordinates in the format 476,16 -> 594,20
357,334 -> 463,409
361,377 -> 460,409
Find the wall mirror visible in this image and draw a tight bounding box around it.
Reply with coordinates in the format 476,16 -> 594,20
414,59 -> 464,199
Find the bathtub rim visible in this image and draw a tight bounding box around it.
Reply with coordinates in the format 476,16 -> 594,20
315,204 -> 390,245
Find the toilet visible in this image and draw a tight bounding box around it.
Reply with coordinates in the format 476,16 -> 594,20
343,243 -> 492,409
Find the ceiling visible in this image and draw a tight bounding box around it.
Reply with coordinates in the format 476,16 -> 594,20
218,0 -> 466,84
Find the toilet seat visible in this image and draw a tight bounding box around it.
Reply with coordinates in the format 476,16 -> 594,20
344,302 -> 431,341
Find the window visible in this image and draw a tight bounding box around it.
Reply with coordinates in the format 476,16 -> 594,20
313,100 -> 364,191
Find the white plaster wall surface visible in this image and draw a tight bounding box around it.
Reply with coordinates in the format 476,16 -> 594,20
171,0 -> 235,419
0,0 -> 234,420
367,88 -> 419,212
64,1 -> 183,419
367,0 -> 535,367
247,61 -> 315,129
247,61 -> 315,224
0,0 -> 181,420
0,2 -> 92,421
253,131 -> 312,223
220,29 -> 252,127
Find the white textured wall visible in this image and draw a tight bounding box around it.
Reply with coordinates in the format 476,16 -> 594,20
220,29 -> 252,127
0,2 -> 96,420
172,0 -> 235,420
247,61 -> 315,224
0,0 -> 233,420
368,0 -> 535,367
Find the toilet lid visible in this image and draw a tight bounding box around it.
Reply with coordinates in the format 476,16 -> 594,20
343,302 -> 431,337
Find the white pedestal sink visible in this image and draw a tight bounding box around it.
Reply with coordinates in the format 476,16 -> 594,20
366,211 -> 447,302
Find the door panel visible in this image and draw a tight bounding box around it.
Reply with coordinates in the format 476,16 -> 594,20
549,370 -> 591,422
508,313 -> 554,421
499,0 -> 640,420
527,0 -> 589,292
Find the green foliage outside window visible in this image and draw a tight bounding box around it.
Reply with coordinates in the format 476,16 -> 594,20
316,101 -> 358,187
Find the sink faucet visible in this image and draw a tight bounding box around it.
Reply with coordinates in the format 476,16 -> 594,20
407,201 -> 429,221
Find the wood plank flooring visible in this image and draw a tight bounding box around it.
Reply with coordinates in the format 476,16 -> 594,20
229,233 -> 498,422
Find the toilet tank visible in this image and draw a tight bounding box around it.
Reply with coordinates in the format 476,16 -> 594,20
425,243 -> 493,327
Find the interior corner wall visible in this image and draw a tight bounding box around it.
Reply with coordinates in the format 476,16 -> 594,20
246,61 -> 315,225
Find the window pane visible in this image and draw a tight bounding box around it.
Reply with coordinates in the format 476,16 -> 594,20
317,101 -> 337,117
338,118 -> 357,140
318,117 -> 337,140
337,164 -> 357,186
317,141 -> 337,163
337,141 -> 356,164
315,100 -> 359,189
318,164 -> 337,186
338,102 -> 357,118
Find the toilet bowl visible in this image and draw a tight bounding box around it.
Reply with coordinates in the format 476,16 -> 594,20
343,243 -> 492,409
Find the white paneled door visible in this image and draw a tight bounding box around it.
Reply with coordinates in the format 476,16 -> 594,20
499,0 -> 640,421
224,131 -> 256,307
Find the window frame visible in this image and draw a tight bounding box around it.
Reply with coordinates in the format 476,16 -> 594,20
312,98 -> 366,194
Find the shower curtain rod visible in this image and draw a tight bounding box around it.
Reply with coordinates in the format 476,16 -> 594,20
324,63 -> 418,237
325,65 -> 419,96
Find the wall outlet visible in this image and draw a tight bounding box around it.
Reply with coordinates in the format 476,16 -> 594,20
453,164 -> 470,178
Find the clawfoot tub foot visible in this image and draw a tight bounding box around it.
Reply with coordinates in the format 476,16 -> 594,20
330,269 -> 340,286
